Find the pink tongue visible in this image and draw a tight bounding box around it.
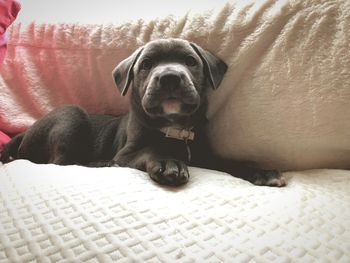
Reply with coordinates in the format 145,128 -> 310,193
161,99 -> 181,114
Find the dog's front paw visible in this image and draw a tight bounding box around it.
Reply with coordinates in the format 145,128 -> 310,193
252,170 -> 287,187
147,159 -> 189,186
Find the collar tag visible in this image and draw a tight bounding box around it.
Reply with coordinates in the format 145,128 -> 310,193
160,127 -> 195,141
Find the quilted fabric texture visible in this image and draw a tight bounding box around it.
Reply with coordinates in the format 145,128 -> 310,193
1,160 -> 349,262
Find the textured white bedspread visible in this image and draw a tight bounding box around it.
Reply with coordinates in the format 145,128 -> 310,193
1,160 -> 349,262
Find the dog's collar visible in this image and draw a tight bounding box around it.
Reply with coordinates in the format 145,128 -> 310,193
159,126 -> 195,141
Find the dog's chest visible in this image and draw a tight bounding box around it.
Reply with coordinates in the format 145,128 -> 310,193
152,128 -> 207,164
155,135 -> 190,161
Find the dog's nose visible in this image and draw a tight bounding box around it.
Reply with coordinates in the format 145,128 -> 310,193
159,72 -> 181,89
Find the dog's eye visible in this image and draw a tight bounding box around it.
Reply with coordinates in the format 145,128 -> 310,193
185,56 -> 197,67
140,59 -> 153,70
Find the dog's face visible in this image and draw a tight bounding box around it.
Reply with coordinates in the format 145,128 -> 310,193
113,39 -> 227,121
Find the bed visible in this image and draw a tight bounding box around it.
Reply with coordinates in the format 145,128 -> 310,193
1,160 -> 350,262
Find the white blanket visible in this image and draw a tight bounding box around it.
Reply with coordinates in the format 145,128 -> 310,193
1,0 -> 350,170
0,160 -> 349,262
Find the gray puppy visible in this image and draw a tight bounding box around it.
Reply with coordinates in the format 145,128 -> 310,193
1,38 -> 286,187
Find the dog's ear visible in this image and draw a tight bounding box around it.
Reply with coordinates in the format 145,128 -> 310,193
190,43 -> 228,90
112,47 -> 144,96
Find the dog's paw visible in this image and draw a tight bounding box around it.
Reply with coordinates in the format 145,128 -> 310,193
148,159 -> 189,186
252,170 -> 287,187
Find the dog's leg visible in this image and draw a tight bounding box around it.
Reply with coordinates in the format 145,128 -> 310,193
189,134 -> 286,186
15,106 -> 94,165
46,123 -> 93,166
200,157 -> 286,187
114,145 -> 189,186
224,162 -> 286,187
0,133 -> 24,163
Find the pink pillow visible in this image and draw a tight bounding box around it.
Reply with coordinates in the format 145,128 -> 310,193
0,130 -> 10,155
0,0 -> 21,64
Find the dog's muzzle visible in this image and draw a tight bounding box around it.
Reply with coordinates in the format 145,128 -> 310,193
142,65 -> 200,118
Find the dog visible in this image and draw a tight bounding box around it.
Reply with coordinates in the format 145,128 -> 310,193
1,38 -> 286,187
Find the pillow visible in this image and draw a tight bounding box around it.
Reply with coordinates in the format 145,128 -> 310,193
0,0 -> 20,64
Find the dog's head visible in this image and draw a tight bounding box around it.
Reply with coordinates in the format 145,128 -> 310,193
113,39 -> 227,121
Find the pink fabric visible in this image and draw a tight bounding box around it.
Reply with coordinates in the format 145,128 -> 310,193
0,130 -> 10,154
0,0 -> 20,64
0,23 -> 134,135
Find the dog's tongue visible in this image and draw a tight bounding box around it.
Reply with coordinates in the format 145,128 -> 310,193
161,99 -> 181,114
